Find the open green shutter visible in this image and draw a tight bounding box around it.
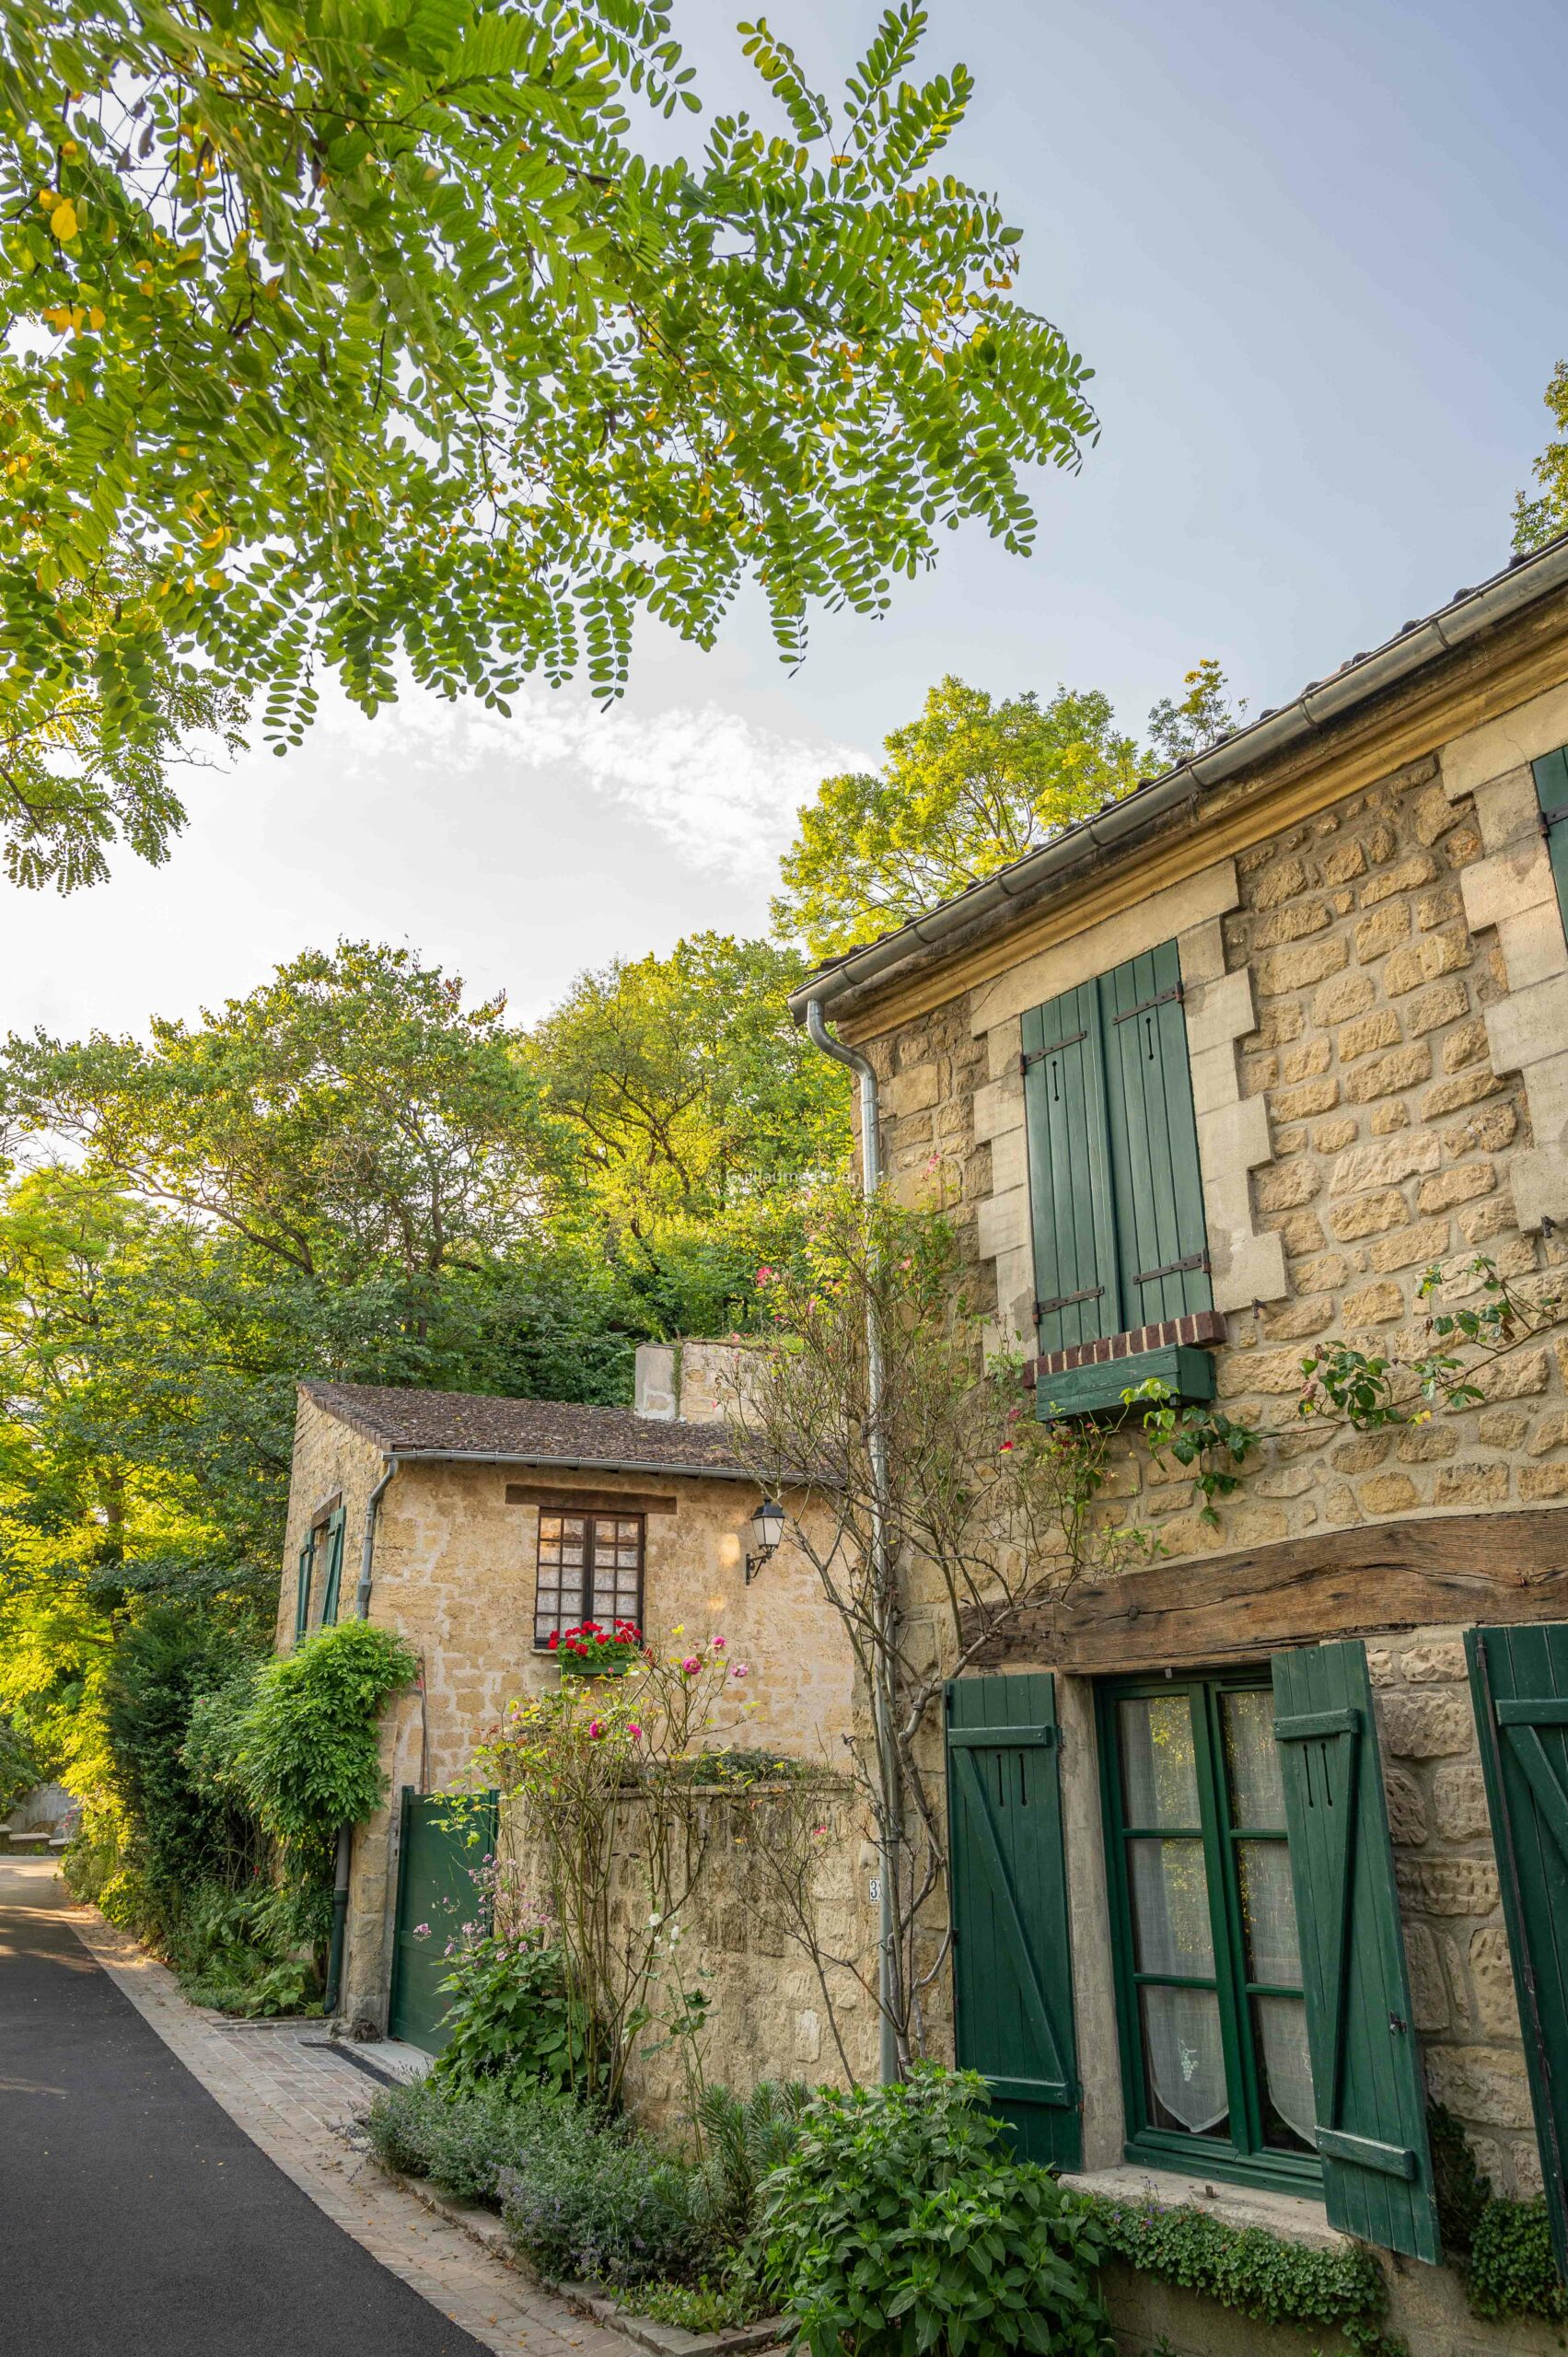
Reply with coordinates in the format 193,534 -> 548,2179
293,1531 -> 316,1641
319,1506 -> 347,1626
946,1672 -> 1080,2168
1467,1623 -> 1568,2279
1100,942 -> 1213,1329
1272,1641 -> 1440,2261
1533,744 -> 1568,928
1021,981 -> 1118,1356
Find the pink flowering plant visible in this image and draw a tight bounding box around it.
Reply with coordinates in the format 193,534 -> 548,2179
470,1630 -> 754,2106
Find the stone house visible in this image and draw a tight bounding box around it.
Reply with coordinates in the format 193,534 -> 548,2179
785,529 -> 1568,2354
274,1349 -> 855,2053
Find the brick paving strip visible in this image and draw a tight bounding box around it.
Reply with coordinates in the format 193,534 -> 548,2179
60,1884 -> 632,2357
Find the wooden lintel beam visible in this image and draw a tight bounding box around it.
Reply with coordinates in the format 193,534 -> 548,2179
965,1510 -> 1568,1676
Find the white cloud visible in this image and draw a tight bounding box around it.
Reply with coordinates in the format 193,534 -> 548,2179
320,680 -> 870,888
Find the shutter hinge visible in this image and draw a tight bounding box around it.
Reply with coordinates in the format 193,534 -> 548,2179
1035,1286 -> 1104,1320
1112,981 -> 1184,1024
1540,806 -> 1568,836
1021,1028 -> 1087,1074
1132,1249 -> 1211,1288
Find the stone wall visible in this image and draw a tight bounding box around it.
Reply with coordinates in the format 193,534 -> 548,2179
496,1780 -> 880,2131
278,1393 -> 856,2028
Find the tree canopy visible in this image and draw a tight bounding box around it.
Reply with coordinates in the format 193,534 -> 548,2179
1,1 -> 1098,888
1514,360 -> 1568,554
772,662 -> 1245,959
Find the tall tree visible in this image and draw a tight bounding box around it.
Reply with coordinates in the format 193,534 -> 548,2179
527,932 -> 852,1332
0,4 -> 1098,888
1514,360 -> 1568,553
773,662 -> 1246,960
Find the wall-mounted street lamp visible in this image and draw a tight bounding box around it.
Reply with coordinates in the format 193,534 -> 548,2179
745,1498 -> 785,1585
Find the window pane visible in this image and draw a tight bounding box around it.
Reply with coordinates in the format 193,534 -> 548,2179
1119,1694 -> 1201,1827
1237,1840 -> 1303,1989
1128,1838 -> 1214,1977
1223,1689 -> 1285,1828
1252,1994 -> 1316,2153
1139,1985 -> 1229,2137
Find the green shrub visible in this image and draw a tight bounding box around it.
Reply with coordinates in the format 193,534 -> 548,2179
633,2276 -> 772,2330
364,2075 -> 580,2205
693,2078 -> 809,2249
1465,2198 -> 1568,2324
103,1605 -> 264,1894
1427,2101 -> 1493,2261
1082,2198 -> 1396,2356
159,1878 -> 323,2015
198,1620 -> 417,1882
431,1932 -> 596,2099
498,2125 -> 708,2288
0,1711 -> 41,1817
761,2064 -> 1111,2357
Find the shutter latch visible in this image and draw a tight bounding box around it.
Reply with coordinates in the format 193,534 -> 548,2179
1388,2013 -> 1407,2037
1035,1286 -> 1104,1320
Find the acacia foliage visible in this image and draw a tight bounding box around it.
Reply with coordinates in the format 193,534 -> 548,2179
0,1 -> 1098,886
1514,360 -> 1568,554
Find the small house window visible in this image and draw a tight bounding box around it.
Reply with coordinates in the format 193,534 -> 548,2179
533,1511 -> 645,1648
1534,742 -> 1568,930
1099,1671 -> 1318,2195
1022,939 -> 1215,1415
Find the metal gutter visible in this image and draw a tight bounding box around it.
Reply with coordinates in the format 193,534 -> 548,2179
379,1446 -> 762,1483
787,532 -> 1568,1020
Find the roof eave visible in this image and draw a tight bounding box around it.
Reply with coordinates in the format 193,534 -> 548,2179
786,531 -> 1568,1024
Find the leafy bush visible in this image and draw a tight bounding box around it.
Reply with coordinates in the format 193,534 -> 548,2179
694,2079 -> 809,2248
431,1932 -> 596,2099
499,2127 -> 708,2289
196,1621 -> 418,1883
102,1604 -> 263,1893
364,2076 -> 580,2206
633,2276 -> 772,2331
159,1878 -> 323,2016
1083,2195 -> 1396,2356
1465,2197 -> 1568,2323
0,1712 -> 41,1817
761,2065 -> 1111,2357
364,2073 -> 708,2283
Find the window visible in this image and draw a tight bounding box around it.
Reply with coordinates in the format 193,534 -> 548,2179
534,1510 -> 645,1648
1099,1671 -> 1318,2195
1022,939 -> 1216,1414
293,1528 -> 316,1641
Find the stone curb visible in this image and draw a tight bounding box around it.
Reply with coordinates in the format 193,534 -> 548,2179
366,2152 -> 788,2357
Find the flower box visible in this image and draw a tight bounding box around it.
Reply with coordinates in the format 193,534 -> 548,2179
549,1620 -> 645,1678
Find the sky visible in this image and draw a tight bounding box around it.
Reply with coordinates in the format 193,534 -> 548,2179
5,0 -> 1563,1039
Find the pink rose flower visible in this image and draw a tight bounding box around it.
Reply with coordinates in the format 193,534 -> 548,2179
711,1635 -> 726,1653
731,1664 -> 750,1680
681,1656 -> 702,1675
628,1723 -> 644,1741
587,1719 -> 604,1739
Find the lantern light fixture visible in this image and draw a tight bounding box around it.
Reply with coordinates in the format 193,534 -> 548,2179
745,1498 -> 785,1584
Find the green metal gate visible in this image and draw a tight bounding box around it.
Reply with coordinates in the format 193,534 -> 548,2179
388,1788 -> 497,2052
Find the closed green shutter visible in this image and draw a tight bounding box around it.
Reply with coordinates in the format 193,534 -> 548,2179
319,1505 -> 348,1626
946,1672 -> 1080,2168
1533,744 -> 1568,925
1467,1623 -> 1568,2279
293,1531 -> 316,1641
1271,1641 -> 1440,2261
1101,942 -> 1214,1328
1021,982 -> 1118,1354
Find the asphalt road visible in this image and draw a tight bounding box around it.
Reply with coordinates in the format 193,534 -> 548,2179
0,1857 -> 491,2357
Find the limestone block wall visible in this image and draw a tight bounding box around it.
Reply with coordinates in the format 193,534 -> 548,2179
497,1781 -> 880,2130
1367,1628 -> 1539,2200
858,742 -> 1568,1566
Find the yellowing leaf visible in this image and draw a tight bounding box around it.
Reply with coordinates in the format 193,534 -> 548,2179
50,201 -> 79,240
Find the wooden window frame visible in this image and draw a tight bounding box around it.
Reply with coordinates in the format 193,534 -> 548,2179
1098,1666 -> 1322,2200
532,1508 -> 646,1650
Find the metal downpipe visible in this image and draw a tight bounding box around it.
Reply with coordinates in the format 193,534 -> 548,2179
805,1000 -> 900,2086
323,1455 -> 399,2020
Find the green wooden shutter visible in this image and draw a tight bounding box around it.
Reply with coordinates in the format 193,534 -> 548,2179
319,1506 -> 348,1627
293,1530 -> 316,1641
1533,744 -> 1568,927
1467,1623 -> 1568,2279
1021,981 -> 1118,1356
946,1672 -> 1081,2168
1272,1641 -> 1440,2261
1100,941 -> 1214,1329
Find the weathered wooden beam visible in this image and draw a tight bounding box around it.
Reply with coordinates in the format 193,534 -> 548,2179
965,1509 -> 1568,1675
